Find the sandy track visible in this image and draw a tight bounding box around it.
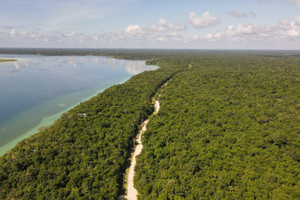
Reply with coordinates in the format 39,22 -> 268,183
126,100 -> 160,200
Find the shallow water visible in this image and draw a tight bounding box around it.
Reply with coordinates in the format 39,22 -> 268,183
0,55 -> 157,155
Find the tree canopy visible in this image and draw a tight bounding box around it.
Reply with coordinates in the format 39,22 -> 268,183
0,50 -> 299,199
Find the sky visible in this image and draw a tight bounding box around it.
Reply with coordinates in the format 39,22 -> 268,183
0,0 -> 299,49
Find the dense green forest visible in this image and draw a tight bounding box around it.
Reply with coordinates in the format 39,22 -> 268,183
135,54 -> 300,199
0,50 -> 299,199
0,53 -> 183,199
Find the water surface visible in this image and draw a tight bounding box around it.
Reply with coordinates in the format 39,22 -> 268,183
0,55 -> 157,155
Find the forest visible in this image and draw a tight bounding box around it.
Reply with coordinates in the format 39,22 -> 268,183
0,49 -> 299,199
135,53 -> 300,199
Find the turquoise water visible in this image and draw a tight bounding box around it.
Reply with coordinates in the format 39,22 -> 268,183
0,55 -> 157,155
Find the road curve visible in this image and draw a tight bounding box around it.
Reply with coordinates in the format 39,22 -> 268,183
126,100 -> 160,200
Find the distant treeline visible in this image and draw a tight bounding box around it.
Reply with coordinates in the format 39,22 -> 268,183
0,50 -> 299,199
0,48 -> 300,60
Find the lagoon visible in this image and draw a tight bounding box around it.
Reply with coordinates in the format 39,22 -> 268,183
0,54 -> 157,155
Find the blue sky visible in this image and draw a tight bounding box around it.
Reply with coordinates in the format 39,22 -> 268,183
0,0 -> 299,49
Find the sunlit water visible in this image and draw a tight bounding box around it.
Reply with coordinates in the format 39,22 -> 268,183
0,55 -> 157,155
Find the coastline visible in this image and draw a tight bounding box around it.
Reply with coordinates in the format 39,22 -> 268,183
0,77 -> 130,156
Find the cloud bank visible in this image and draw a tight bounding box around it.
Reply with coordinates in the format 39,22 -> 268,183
1,11 -> 299,49
189,12 -> 220,28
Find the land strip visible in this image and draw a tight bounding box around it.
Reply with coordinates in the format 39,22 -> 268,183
0,59 -> 17,62
126,98 -> 162,199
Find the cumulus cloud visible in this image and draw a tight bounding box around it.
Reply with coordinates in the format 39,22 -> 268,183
3,15 -> 299,48
197,24 -> 255,42
199,16 -> 300,44
280,16 -> 300,37
90,35 -> 100,42
125,24 -> 143,35
205,23 -> 272,41
9,28 -> 27,37
285,0 -> 300,8
30,34 -> 38,39
124,24 -> 146,40
229,10 -> 248,18
65,31 -> 76,37
125,19 -> 186,35
10,28 -> 16,35
124,19 -> 186,41
152,19 -> 186,32
153,32 -> 187,44
189,12 -> 220,28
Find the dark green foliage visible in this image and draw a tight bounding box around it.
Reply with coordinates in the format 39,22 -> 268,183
0,59 -> 182,199
135,54 -> 300,199
0,49 -> 299,199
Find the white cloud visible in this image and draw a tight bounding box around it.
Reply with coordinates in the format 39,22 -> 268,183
285,29 -> 300,37
9,28 -> 27,37
156,37 -> 166,42
10,28 -> 16,35
19,30 -> 27,37
125,24 -> 142,35
235,24 -> 256,35
30,34 -> 38,39
209,23 -> 271,41
197,24 -> 257,42
124,19 -> 187,41
295,16 -> 300,24
189,12 -> 220,28
101,32 -> 124,43
124,24 -> 146,40
229,10 -> 248,18
65,31 -> 75,37
280,16 -> 300,37
3,14 -> 299,49
285,0 -> 300,8
152,19 -> 186,32
90,35 -> 100,41
199,17 -> 300,44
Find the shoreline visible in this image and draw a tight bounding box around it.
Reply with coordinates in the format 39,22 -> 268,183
0,53 -> 158,156
0,77 -> 131,156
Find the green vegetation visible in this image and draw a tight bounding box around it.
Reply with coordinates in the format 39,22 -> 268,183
0,58 -> 182,199
0,59 -> 17,62
0,49 -> 299,199
135,54 -> 300,199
